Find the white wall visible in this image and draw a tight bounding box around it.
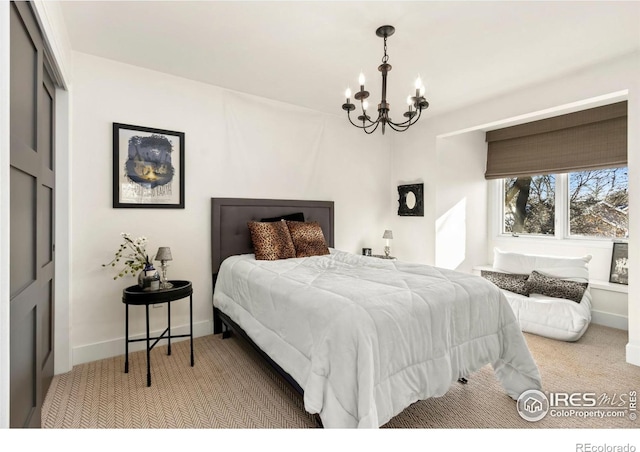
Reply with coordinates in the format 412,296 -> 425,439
69,52 -> 392,364
392,51 -> 640,365
388,122 -> 436,264
0,0 -> 11,430
434,131 -> 487,273
626,63 -> 640,366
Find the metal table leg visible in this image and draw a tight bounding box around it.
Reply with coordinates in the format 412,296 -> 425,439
146,304 -> 151,387
167,297 -> 171,356
190,293 -> 194,366
124,303 -> 129,373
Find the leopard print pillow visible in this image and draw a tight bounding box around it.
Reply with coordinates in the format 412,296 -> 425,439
247,220 -> 296,260
285,221 -> 330,258
524,271 -> 588,303
481,270 -> 530,296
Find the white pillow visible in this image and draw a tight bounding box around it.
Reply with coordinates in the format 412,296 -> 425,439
493,248 -> 591,282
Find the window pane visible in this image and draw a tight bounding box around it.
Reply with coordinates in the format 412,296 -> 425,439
504,175 -> 555,235
569,167 -> 628,238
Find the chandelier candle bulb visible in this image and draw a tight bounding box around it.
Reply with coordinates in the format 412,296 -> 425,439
342,87 -> 356,112
358,100 -> 371,122
404,95 -> 416,118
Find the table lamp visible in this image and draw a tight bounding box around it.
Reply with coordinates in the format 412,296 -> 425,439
382,230 -> 393,257
155,247 -> 173,289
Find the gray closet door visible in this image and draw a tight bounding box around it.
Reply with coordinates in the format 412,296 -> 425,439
10,0 -> 56,428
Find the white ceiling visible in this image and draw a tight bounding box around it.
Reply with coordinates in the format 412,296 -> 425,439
59,1 -> 640,118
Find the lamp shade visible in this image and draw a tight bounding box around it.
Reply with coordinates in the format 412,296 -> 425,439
382,230 -> 393,240
155,247 -> 173,261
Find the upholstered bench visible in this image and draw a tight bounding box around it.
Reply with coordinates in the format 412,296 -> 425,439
480,248 -> 592,341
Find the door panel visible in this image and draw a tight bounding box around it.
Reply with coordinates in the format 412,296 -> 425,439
9,306 -> 37,427
9,167 -> 36,298
10,0 -> 56,428
9,2 -> 37,153
41,281 -> 53,380
42,74 -> 54,171
41,186 -> 53,266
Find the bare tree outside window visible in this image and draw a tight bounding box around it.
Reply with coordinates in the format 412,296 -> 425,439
569,167 -> 628,238
502,167 -> 628,239
504,175 -> 555,235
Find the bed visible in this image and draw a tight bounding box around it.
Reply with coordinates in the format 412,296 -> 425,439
211,197 -> 542,428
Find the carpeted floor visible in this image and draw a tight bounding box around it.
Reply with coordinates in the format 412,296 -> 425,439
42,323 -> 640,429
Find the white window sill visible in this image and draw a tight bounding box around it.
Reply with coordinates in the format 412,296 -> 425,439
589,279 -> 628,294
493,235 -> 620,250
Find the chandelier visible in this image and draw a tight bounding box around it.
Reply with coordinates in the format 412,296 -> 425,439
341,25 -> 429,135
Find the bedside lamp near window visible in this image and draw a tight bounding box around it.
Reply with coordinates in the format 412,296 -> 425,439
382,230 -> 393,257
155,247 -> 173,289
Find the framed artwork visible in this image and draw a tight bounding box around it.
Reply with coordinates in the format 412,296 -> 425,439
397,183 -> 424,216
609,242 -> 628,285
113,123 -> 185,208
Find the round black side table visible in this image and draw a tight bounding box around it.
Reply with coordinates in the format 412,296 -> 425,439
122,280 -> 194,387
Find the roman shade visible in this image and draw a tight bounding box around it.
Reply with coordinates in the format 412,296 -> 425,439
485,101 -> 627,179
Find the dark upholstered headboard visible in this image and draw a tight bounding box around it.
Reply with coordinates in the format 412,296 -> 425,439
211,198 -> 335,277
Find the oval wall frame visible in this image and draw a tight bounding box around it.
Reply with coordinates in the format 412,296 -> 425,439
397,183 -> 424,216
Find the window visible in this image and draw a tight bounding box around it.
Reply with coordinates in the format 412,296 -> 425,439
501,167 -> 628,239
487,101 -> 628,240
504,175 -> 555,235
568,167 -> 628,238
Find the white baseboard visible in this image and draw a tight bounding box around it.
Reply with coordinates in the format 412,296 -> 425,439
590,310 -> 628,331
626,341 -> 640,367
71,319 -> 213,367
68,312 -> 630,367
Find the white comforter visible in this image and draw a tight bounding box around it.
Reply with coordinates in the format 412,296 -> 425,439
213,249 -> 542,428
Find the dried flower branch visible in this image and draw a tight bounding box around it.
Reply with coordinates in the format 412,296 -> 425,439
102,233 -> 152,280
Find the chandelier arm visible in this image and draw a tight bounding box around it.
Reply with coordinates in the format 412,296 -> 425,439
386,118 -> 413,129
363,121 -> 381,135
387,107 -> 423,128
346,110 -> 369,129
365,110 -> 385,126
358,103 -> 385,126
409,107 -> 424,126
359,114 -> 380,126
386,110 -> 423,132
386,122 -> 411,133
356,107 -> 386,127
387,113 -> 422,132
347,110 -> 381,130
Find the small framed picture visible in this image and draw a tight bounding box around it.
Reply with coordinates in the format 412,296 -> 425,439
609,242 -> 628,285
397,183 -> 424,216
113,123 -> 185,208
